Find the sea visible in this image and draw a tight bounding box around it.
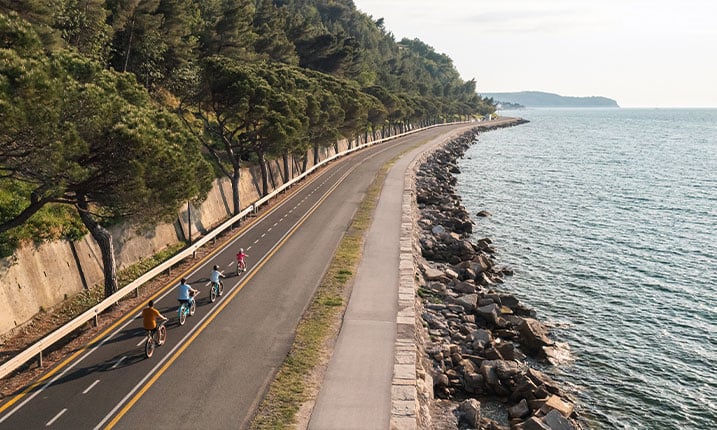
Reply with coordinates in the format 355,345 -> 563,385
457,108 -> 717,429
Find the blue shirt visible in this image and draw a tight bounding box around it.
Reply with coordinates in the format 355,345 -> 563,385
178,283 -> 192,300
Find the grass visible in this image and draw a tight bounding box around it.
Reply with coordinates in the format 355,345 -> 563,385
250,161 -> 394,429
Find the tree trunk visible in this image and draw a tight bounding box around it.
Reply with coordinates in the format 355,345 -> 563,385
283,153 -> 290,183
258,152 -> 269,196
313,142 -> 320,166
77,194 -> 118,298
231,163 -> 241,215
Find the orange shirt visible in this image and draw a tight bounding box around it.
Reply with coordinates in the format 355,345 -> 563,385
142,307 -> 161,330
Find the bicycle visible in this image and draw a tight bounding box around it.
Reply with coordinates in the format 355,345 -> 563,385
208,278 -> 224,303
144,320 -> 167,358
177,292 -> 197,326
236,258 -> 247,275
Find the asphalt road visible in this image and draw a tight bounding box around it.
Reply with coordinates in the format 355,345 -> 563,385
0,124 -> 476,430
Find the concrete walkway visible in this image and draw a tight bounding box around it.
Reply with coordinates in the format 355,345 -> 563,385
308,125 -> 479,430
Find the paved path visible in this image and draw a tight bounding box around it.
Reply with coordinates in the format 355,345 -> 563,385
308,124 -> 482,430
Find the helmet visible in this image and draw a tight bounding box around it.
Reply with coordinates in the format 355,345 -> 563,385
181,278 -> 187,284
213,265 -> 219,270
239,248 -> 244,253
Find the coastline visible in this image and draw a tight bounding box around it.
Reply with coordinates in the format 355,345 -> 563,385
404,120 -> 584,429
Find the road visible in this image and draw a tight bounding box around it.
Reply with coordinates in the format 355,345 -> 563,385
0,123 -> 478,430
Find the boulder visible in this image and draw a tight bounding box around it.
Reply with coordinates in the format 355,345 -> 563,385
422,265 -> 445,281
455,294 -> 478,313
471,328 -> 492,350
476,303 -> 501,325
453,280 -> 477,294
459,399 -> 481,428
518,318 -> 554,354
494,360 -> 523,380
508,399 -> 530,419
519,417 -> 551,430
463,371 -> 484,394
542,409 -> 576,430
444,267 -> 460,279
431,224 -> 446,235
476,210 -> 491,217
541,395 -> 574,418
527,368 -> 562,396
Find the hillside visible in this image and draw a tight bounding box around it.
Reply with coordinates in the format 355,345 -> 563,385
481,91 -> 619,108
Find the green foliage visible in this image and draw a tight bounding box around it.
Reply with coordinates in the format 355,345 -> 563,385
0,0 -> 495,256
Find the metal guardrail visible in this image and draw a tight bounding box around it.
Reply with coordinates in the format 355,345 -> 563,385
0,121 -> 466,379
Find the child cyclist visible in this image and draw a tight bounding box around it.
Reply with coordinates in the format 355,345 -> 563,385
236,248 -> 248,274
210,265 -> 225,296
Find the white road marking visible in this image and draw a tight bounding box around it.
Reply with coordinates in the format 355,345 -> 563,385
83,380 -> 101,394
111,356 -> 127,369
136,338 -> 145,347
46,409 -> 66,426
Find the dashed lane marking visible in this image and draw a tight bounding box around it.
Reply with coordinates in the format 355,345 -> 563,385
46,409 -> 66,427
83,380 -> 100,394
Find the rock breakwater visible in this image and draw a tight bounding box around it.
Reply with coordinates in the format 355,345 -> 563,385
413,127 -> 584,430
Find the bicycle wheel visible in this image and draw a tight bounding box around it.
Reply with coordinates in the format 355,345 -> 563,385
209,284 -> 217,303
219,282 -> 224,296
156,324 -> 167,345
179,304 -> 187,326
189,299 -> 196,316
144,336 -> 154,358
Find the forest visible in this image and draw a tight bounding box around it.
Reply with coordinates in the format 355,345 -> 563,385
0,0 -> 495,297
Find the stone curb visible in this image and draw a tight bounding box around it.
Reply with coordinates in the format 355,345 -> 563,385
389,120 -> 519,429
390,126 -> 477,430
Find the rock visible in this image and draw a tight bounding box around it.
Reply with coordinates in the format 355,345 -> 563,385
518,318 -> 554,354
431,224 -> 446,235
444,267 -> 460,279
494,359 -> 522,380
495,341 -> 516,360
453,280 -> 476,294
471,328 -> 492,350
476,303 -> 501,325
422,265 -> 445,281
519,416 -> 551,430
455,294 -> 478,313
527,369 -> 562,396
459,398 -> 481,428
476,210 -> 491,217
463,372 -> 484,394
510,376 -> 539,402
541,395 -> 574,418
542,409 -> 576,430
508,399 -> 530,419
480,360 -> 499,386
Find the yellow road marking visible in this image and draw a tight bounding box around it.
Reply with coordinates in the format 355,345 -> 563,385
103,167 -> 351,429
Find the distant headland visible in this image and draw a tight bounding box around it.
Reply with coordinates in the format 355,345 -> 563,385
480,91 -> 620,108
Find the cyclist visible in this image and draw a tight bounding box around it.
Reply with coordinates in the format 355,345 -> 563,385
142,300 -> 168,336
210,265 -> 225,296
177,277 -> 198,307
236,248 -> 248,273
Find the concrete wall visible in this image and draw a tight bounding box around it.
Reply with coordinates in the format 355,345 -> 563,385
0,143 -> 350,337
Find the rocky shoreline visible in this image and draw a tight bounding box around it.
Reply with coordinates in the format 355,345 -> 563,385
412,125 -> 585,430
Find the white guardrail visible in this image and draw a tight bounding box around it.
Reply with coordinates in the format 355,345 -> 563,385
0,121 -> 469,379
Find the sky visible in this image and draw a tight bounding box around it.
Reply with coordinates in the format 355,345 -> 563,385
352,0 -> 717,107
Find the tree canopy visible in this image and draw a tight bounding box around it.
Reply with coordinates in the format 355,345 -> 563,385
0,1 -> 495,295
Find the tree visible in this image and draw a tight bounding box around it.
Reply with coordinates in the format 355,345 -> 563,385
252,0 -> 298,65
197,0 -> 256,59
0,16 -> 212,296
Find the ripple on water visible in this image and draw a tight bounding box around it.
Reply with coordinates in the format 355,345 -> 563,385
458,108 -> 717,429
